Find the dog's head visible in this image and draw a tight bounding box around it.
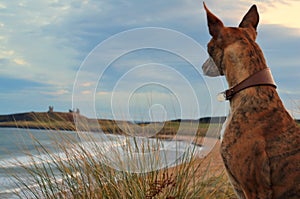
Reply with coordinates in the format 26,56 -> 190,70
202,3 -> 260,78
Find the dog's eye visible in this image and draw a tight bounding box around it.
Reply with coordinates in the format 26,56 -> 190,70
208,46 -> 215,54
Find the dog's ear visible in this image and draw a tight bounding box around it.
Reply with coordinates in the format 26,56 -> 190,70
203,2 -> 224,39
239,5 -> 259,30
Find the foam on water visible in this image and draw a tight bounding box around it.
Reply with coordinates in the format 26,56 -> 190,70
0,128 -> 203,197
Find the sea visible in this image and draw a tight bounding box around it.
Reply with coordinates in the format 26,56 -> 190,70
0,127 -> 202,198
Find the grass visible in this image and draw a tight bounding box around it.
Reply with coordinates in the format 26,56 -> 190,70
4,120 -> 236,198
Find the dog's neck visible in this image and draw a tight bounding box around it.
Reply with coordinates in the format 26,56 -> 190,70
223,41 -> 278,107
222,68 -> 276,101
224,41 -> 268,88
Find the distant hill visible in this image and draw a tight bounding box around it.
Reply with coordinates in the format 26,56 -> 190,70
0,111 -> 298,142
0,112 -> 75,122
0,112 -> 88,131
0,111 -> 225,131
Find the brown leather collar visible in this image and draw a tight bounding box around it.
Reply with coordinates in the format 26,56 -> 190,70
218,68 -> 277,101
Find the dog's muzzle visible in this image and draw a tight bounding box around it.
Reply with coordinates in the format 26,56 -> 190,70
202,57 -> 221,77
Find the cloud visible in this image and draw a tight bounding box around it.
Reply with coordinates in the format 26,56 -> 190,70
40,89 -> 69,96
252,0 -> 300,30
0,76 -> 46,92
0,50 -> 14,56
0,0 -> 299,119
81,90 -> 92,95
202,1 -> 300,31
13,58 -> 28,66
0,1 -> 82,86
97,91 -> 110,96
81,82 -> 93,87
256,24 -> 300,93
0,3 -> 6,9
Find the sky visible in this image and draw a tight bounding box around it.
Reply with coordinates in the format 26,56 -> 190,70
0,0 -> 300,121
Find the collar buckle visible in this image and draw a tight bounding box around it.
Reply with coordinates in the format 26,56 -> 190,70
217,92 -> 226,102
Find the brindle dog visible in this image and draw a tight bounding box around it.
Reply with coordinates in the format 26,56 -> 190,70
202,3 -> 300,199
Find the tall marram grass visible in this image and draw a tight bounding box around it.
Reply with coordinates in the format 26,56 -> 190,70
8,125 -> 235,198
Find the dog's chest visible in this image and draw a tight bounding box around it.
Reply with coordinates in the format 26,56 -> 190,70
219,115 -> 229,141
220,114 -> 258,162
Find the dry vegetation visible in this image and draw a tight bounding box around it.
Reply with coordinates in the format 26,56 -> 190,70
10,136 -> 236,199
1,113 -> 237,198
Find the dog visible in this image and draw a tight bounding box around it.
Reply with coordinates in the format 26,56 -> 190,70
202,3 -> 300,199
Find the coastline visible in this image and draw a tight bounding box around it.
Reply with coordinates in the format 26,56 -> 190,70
0,111 -> 225,135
